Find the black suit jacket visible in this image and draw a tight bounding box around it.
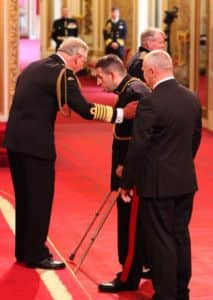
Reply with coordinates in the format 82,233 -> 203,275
4,55 -> 116,161
121,79 -> 202,198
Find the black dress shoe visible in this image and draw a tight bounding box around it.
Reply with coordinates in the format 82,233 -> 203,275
98,277 -> 138,293
26,257 -> 66,270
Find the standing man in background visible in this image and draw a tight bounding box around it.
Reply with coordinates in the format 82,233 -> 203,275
51,6 -> 79,51
103,7 -> 127,60
121,50 -> 202,300
128,28 -> 166,81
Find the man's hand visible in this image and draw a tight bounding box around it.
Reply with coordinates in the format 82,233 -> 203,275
111,42 -> 119,49
115,164 -> 124,178
123,101 -> 138,119
119,188 -> 134,203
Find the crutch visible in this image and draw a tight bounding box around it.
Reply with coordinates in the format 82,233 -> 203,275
69,191 -> 112,261
73,191 -> 119,273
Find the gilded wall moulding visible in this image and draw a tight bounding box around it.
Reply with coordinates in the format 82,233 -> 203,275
8,0 -> 19,105
84,0 -> 92,34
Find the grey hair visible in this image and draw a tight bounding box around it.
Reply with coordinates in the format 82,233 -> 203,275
141,27 -> 166,45
144,50 -> 173,71
58,37 -> 89,56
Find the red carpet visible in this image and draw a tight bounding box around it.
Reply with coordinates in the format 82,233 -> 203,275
1,124 -> 213,299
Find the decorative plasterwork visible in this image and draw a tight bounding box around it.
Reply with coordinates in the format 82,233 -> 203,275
84,0 -> 92,34
7,0 -> 19,106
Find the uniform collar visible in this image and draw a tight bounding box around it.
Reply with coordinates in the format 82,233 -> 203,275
138,46 -> 149,53
114,74 -> 132,95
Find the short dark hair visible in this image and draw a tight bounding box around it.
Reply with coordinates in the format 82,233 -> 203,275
95,54 -> 126,74
111,7 -> 120,12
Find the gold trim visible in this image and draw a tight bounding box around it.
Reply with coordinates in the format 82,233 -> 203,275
194,0 -> 209,118
90,103 -> 113,122
0,0 -> 19,118
56,68 -> 71,118
113,125 -> 132,141
117,38 -> 124,46
105,38 -> 112,46
113,77 -> 142,141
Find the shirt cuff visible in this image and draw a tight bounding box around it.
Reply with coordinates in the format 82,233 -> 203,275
115,108 -> 124,123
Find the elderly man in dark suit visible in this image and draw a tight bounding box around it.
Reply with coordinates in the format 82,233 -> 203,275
120,50 -> 202,300
3,37 -> 137,270
128,28 -> 166,81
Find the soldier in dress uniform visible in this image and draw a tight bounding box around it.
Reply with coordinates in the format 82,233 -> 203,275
128,28 -> 166,81
3,38 -> 137,271
51,7 -> 79,51
95,54 -> 151,293
103,7 -> 127,60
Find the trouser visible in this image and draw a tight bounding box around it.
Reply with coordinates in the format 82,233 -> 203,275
8,150 -> 55,263
140,193 -> 194,300
116,193 -> 146,283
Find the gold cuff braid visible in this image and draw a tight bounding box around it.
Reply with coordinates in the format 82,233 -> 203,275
105,38 -> 112,46
90,104 -> 113,122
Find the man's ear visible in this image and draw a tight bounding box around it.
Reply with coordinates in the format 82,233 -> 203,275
110,71 -> 115,81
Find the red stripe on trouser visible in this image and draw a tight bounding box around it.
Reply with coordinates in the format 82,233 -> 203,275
120,190 -> 139,282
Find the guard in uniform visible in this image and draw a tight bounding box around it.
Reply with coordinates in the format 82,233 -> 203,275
95,55 -> 151,293
128,28 -> 166,81
51,7 -> 79,51
103,7 -> 127,60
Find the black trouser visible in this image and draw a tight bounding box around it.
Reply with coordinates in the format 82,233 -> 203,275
140,193 -> 194,300
7,150 -> 55,263
117,195 -> 145,283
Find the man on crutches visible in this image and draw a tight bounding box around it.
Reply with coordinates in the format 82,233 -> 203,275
95,54 -> 151,293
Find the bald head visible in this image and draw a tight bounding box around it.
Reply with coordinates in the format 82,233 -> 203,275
143,50 -> 174,88
144,50 -> 173,71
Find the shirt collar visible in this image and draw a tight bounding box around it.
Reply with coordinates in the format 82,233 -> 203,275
153,76 -> 175,89
56,53 -> 66,65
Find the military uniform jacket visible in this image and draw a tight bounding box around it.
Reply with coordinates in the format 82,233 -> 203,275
111,75 -> 150,190
4,55 -> 117,161
51,17 -> 78,49
103,18 -> 127,58
127,46 -> 149,81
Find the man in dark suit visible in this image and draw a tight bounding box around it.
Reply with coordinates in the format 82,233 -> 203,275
128,28 -> 166,81
95,55 -> 151,293
120,50 -> 202,300
51,7 -> 79,51
103,7 -> 127,60
3,37 -> 137,270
